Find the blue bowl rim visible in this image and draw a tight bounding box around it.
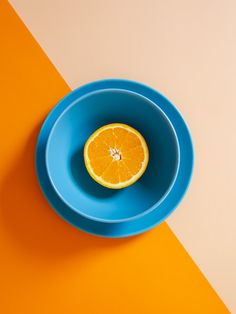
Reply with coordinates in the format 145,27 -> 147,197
44,87 -> 181,223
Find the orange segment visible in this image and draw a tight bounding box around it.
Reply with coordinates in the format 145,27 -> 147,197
102,161 -> 120,184
121,131 -> 142,150
123,158 -> 143,175
89,156 -> 113,176
87,139 -> 109,159
97,129 -> 117,147
84,123 -> 149,189
113,127 -> 129,147
123,145 -> 145,161
118,161 -> 133,181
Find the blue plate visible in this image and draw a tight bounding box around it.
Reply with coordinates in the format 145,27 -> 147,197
36,79 -> 194,237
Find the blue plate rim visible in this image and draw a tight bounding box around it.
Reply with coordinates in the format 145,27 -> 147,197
35,78 -> 194,238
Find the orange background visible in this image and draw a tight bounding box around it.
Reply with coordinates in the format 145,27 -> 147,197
0,2 -> 228,313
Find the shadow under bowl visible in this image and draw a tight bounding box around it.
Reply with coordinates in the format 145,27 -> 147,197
45,89 -> 179,223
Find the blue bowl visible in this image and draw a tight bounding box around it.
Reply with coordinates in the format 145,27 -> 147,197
45,88 -> 180,223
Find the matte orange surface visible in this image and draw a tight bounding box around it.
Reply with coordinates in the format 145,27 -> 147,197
0,2 -> 229,313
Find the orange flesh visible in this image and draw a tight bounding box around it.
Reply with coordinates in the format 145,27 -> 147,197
85,125 -> 148,187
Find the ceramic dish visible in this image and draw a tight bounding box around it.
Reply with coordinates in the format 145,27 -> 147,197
45,88 -> 180,223
36,79 -> 194,237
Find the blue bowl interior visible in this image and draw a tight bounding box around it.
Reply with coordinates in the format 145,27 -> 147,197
46,89 -> 179,222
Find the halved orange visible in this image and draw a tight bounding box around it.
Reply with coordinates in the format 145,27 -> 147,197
84,123 -> 149,189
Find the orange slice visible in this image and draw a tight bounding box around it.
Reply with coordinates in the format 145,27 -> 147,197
84,123 -> 149,189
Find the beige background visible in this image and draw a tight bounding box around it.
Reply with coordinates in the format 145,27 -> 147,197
10,0 -> 236,311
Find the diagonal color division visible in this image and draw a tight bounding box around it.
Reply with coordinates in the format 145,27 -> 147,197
0,2 -> 229,313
